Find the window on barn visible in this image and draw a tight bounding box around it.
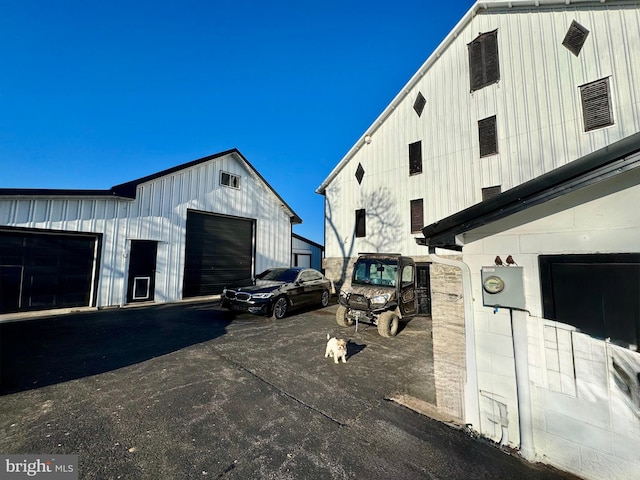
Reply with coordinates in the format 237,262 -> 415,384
468,30 -> 500,92
482,186 -> 502,201
478,116 -> 498,157
580,77 -> 614,132
355,209 -> 366,238
413,92 -> 426,117
410,199 -> 424,234
563,20 -> 589,56
409,141 -> 423,175
220,171 -> 241,189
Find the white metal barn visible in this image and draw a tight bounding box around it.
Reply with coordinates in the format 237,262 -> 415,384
0,149 -> 301,314
317,1 -> 640,479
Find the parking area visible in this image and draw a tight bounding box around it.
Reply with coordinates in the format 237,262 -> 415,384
0,301 -> 577,479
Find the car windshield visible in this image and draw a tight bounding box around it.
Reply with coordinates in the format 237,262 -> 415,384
352,259 -> 398,287
257,268 -> 299,283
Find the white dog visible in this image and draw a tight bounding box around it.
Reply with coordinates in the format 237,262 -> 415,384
325,334 -> 348,364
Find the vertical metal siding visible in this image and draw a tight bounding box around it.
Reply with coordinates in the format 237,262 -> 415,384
0,152 -> 292,308
324,4 -> 640,259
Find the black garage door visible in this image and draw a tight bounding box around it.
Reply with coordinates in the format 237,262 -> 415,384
183,210 -> 255,297
0,229 -> 99,314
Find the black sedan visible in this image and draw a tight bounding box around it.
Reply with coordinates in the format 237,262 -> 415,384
221,267 -> 332,319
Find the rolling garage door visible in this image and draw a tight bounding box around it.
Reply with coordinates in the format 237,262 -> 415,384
0,229 -> 99,314
183,210 -> 255,297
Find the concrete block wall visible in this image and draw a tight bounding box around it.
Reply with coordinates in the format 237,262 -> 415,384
460,179 -> 640,479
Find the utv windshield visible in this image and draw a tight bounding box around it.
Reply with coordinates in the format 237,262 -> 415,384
352,258 -> 398,287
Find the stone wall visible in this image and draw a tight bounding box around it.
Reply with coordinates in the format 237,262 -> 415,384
324,256 -> 357,293
429,257 -> 466,422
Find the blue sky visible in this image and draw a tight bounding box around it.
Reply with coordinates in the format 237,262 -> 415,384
0,0 -> 475,245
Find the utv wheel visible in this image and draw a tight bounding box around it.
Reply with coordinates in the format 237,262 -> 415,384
320,290 -> 330,307
336,305 -> 354,327
377,311 -> 399,338
272,296 -> 289,319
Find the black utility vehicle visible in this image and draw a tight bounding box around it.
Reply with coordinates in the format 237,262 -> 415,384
221,267 -> 332,319
336,254 -> 417,337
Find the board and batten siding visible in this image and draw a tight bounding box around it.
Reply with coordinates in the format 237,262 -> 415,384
0,152 -> 293,308
322,3 -> 640,261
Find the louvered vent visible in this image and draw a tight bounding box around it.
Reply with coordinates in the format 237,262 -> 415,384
413,92 -> 426,117
469,30 -> 500,92
563,20 -> 589,56
478,116 -> 498,157
482,186 -> 502,201
580,78 -> 613,132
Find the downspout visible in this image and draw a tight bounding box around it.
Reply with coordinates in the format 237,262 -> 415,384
428,246 -> 481,431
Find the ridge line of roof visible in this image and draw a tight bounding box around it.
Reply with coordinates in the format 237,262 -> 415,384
0,149 -> 303,224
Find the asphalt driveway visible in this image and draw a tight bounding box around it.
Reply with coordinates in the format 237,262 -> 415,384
0,301 -> 578,479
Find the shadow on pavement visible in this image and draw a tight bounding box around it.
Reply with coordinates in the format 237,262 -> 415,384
0,301 -> 230,395
346,341 -> 367,359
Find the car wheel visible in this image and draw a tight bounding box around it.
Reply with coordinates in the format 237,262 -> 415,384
272,296 -> 289,319
336,305 -> 354,327
320,289 -> 330,307
377,311 -> 399,338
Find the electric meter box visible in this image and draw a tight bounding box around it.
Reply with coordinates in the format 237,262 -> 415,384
481,266 -> 525,310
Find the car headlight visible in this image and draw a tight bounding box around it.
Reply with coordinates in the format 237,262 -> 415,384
370,294 -> 390,306
251,292 -> 274,299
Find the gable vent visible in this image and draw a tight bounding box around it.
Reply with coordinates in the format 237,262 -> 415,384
478,116 -> 498,157
355,163 -> 365,185
563,20 -> 589,56
413,92 -> 426,117
580,77 -> 613,132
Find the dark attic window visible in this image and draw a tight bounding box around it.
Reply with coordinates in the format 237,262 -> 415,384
580,77 -> 614,132
468,30 -> 500,92
220,171 -> 240,189
413,92 -> 426,117
409,141 -> 422,175
355,163 -> 365,184
355,209 -> 366,238
410,198 -> 424,234
563,20 -> 590,56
